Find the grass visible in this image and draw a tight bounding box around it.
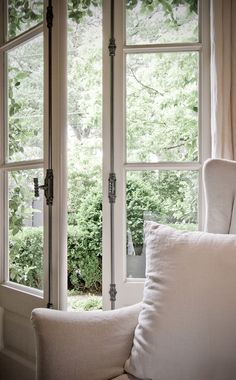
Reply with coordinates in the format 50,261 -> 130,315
67,291 -> 102,311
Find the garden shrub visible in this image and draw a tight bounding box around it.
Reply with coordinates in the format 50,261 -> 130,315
68,189 -> 102,292
9,227 -> 43,289
126,176 -> 161,249
9,212 -> 102,292
9,176 -> 196,292
67,225 -> 102,292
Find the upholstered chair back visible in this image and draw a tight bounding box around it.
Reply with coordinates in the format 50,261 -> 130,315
203,159 -> 236,234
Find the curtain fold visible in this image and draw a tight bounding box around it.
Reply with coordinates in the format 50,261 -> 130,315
211,0 -> 236,159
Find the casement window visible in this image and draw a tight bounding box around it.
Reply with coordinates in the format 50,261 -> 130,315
0,0 -> 210,315
103,0 -> 210,307
0,1 -> 67,323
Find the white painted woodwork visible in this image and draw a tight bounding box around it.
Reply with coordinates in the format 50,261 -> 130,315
105,0 -> 211,308
0,1 -> 67,378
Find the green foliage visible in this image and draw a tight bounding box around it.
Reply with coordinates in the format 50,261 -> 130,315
126,0 -> 198,14
7,0 -> 199,293
154,171 -> 197,225
9,170 -> 196,289
126,171 -> 197,249
68,190 -> 102,292
7,37 -> 43,234
9,224 -> 102,292
8,67 -> 30,157
9,186 -> 25,236
68,294 -> 102,311
8,0 -> 43,38
8,0 -> 101,37
126,52 -> 198,162
81,296 -> 102,310
7,0 -> 198,39
8,170 -> 42,236
68,0 -> 102,23
8,38 -> 43,161
9,227 -> 43,288
126,176 -> 160,247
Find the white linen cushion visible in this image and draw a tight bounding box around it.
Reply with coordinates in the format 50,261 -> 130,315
125,222 -> 236,380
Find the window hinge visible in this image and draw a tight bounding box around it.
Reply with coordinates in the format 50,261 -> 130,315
108,173 -> 116,203
46,2 -> 53,29
108,37 -> 116,56
109,283 -> 117,302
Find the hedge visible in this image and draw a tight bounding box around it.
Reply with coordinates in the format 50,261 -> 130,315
9,225 -> 102,292
9,175 -> 196,292
9,227 -> 43,289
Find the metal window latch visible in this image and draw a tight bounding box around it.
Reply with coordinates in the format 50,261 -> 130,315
34,169 -> 54,206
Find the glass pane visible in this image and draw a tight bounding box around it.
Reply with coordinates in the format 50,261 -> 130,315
126,52 -> 199,162
67,3 -> 103,309
126,0 -> 198,44
7,34 -> 44,162
8,169 -> 44,290
8,0 -> 43,39
126,170 -> 198,278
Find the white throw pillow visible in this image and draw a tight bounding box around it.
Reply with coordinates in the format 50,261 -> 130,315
125,222 -> 236,380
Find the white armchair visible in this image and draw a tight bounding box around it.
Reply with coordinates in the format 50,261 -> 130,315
32,158 -> 236,380
31,303 -> 141,380
203,158 -> 236,233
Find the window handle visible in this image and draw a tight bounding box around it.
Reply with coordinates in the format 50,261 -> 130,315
33,169 -> 54,206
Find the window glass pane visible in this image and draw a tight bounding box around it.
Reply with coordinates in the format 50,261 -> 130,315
7,34 -> 44,162
8,0 -> 43,39
8,169 -> 44,290
126,0 -> 198,45
126,52 -> 199,162
67,2 -> 103,307
126,170 -> 198,278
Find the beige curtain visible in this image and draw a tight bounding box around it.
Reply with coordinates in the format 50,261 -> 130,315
211,0 -> 236,159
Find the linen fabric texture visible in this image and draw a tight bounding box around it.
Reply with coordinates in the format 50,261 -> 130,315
31,303 -> 140,380
203,158 -> 236,234
125,222 -> 236,380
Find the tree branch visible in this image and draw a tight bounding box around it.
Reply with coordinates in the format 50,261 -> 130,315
128,65 -> 164,96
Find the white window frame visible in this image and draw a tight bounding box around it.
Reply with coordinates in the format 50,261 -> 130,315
0,0 -> 68,312
0,3 -> 45,298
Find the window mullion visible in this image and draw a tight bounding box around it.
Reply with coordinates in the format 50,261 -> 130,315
124,43 -> 202,54
0,23 -> 43,54
2,160 -> 44,171
125,162 -> 202,171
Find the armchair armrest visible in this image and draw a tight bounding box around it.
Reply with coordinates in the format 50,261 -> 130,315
31,303 -> 141,380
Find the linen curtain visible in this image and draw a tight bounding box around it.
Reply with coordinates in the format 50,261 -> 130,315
211,0 -> 236,159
